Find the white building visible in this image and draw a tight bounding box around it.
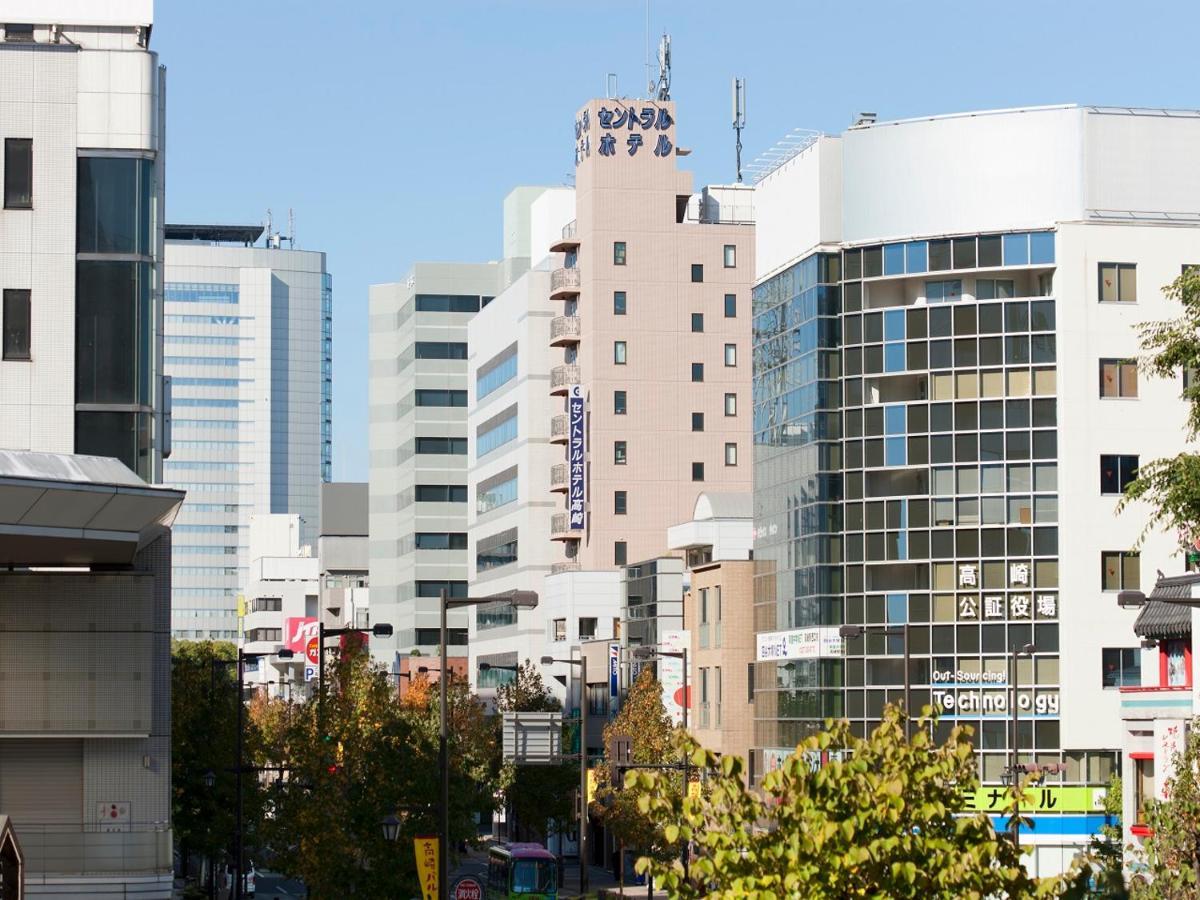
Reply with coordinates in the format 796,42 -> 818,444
241,514 -> 317,698
751,103 -> 1200,876
163,228 -> 331,641
318,481 -> 369,634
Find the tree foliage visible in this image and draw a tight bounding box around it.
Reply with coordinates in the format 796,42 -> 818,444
631,706 -> 1064,899
1118,268 -> 1200,545
1129,720 -> 1200,899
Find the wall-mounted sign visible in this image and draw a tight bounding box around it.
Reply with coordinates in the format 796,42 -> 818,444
660,629 -> 690,725
931,669 -> 1006,685
568,386 -> 586,530
96,801 -> 130,833
284,617 -> 318,654
932,689 -> 1059,717
575,104 -> 674,165
609,643 -> 619,699
963,786 -> 1102,813
756,627 -> 844,662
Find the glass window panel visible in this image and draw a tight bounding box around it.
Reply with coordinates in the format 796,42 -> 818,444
884,243 -> 905,275
884,342 -> 906,372
862,246 -> 883,278
929,340 -> 952,370
930,403 -> 953,432
4,138 -> 32,209
1003,233 -> 1030,266
2,289 -> 30,360
981,496 -> 1005,524
77,156 -> 152,255
1032,368 -> 1056,396
76,260 -> 152,405
1008,369 -> 1031,397
1119,265 -> 1137,302
979,336 -> 1003,366
1030,232 -> 1055,264
906,241 -> 928,273
978,234 -> 1003,267
1030,300 -> 1055,331
884,308 -> 906,341
844,249 -> 862,280
906,340 -> 928,372
955,372 -> 977,399
1006,302 -> 1029,332
980,369 -> 1004,397
957,466 -> 979,494
1008,464 -> 1032,491
928,240 -> 951,271
954,304 -> 977,335
906,307 -> 927,338
976,279 -> 995,301
953,237 -> 977,269
979,431 -> 1004,462
978,303 -> 1003,334
954,338 -> 977,367
979,401 -> 1004,429
885,437 -> 906,466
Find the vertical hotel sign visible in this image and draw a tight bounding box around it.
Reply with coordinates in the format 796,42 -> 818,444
568,385 -> 586,530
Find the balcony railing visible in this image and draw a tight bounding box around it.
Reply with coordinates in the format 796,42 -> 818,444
550,512 -> 578,542
550,463 -> 568,492
550,315 -> 581,346
1119,684 -> 1194,721
550,220 -> 579,252
549,267 -> 581,300
18,824 -> 172,878
550,413 -> 568,443
551,559 -> 581,575
550,364 -> 581,395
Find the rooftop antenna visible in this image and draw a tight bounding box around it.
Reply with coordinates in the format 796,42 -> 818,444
264,208 -> 273,248
644,0 -> 651,98
606,72 -> 618,99
287,208 -> 295,249
732,77 -> 746,183
653,32 -> 671,101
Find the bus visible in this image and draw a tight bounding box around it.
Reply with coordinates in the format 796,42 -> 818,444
485,843 -> 558,898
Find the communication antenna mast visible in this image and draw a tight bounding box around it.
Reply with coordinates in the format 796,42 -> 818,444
653,32 -> 672,101
287,208 -> 295,249
732,77 -> 747,183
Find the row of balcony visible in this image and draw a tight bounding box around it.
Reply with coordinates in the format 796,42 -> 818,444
550,315 -> 580,347
549,230 -> 581,547
549,219 -> 578,253
549,266 -> 580,300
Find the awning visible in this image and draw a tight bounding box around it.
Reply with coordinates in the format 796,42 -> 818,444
1133,600 -> 1192,640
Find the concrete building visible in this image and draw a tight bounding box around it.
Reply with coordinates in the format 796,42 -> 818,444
240,514 -> 317,697
750,103 -> 1200,875
668,493 -> 755,769
162,227 -> 331,642
318,481 -> 369,633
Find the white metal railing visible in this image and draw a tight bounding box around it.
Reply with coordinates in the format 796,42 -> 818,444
550,463 -> 568,488
18,824 -> 172,877
550,413 -> 568,438
550,267 -> 581,293
562,220 -> 577,241
550,364 -> 581,390
550,315 -> 581,341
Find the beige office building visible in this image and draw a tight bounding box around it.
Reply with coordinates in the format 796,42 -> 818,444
547,98 -> 754,572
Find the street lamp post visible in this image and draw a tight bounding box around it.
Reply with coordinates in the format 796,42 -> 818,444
1008,642 -> 1036,850
318,621 -> 394,718
440,589 -> 538,899
839,624 -> 912,738
540,654 -> 588,896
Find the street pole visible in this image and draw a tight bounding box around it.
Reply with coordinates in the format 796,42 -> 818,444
902,623 -> 911,740
1010,646 -> 1020,849
681,646 -> 689,885
439,589 -> 449,900
318,620 -> 326,722
234,649 -> 244,900
579,654 -> 588,897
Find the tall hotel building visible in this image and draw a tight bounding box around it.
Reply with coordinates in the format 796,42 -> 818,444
162,228 -> 332,640
751,104 -> 1200,874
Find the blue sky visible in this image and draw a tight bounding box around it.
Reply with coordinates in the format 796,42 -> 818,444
155,1 -> 1198,482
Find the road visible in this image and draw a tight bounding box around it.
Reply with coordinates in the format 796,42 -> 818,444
253,870 -> 307,898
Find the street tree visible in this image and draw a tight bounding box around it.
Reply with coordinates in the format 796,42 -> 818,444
631,706 -> 1064,899
1129,721 -> 1200,899
494,660 -> 576,842
1118,267 -> 1200,545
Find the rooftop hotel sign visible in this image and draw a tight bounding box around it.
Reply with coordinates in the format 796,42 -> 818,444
576,103 -> 674,165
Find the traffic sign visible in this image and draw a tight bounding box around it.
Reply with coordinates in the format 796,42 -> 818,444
306,636 -> 320,666
304,665 -> 316,683
453,876 -> 483,900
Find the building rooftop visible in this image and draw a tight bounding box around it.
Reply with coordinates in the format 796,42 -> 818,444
1,0 -> 153,28
165,223 -> 264,246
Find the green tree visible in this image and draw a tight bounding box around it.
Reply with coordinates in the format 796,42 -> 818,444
1118,267 -> 1200,545
1129,721 -> 1200,899
631,706 -> 1064,899
171,640 -> 241,888
494,660 -> 576,842
1081,773 -> 1129,898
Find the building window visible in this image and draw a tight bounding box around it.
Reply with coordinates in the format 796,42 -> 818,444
691,263 -> 703,283
723,245 -> 736,268
725,443 -> 738,466
4,138 -> 31,209
416,484 -> 468,503
1133,755 -> 1155,827
1099,263 -> 1137,303
975,278 -> 1015,300
4,24 -> 34,42
1164,639 -> 1191,687
614,441 -> 627,465
614,541 -> 627,566
415,532 -> 468,550
476,473 -> 518,513
724,343 -> 737,367
614,490 -> 627,515
579,617 -> 598,640
724,293 -> 737,317
415,389 -> 467,407
251,597 -> 282,612
1100,455 -> 1138,495
2,288 -> 30,360
414,294 -> 481,313
551,618 -> 567,641
614,340 -> 627,365
715,666 -> 722,726
614,390 -> 627,415
415,436 -> 468,455
1101,647 -> 1141,688
416,581 -> 468,599
414,341 -> 467,360
246,628 -> 282,643
1101,550 -> 1140,591
691,363 -> 704,382
1100,359 -> 1138,398
926,279 -> 962,303
477,348 -> 518,399
692,412 -> 704,432
724,393 -> 737,416
691,312 -> 704,333
614,291 -> 627,315
476,535 -> 518,572
614,242 -> 626,265
692,461 -> 705,482
477,412 -> 518,457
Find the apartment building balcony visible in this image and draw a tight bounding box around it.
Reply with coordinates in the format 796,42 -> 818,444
551,513 -> 581,542
550,463 -> 569,493
549,315 -> 581,347
550,364 -> 580,396
550,413 -> 568,444
550,559 -> 581,575
549,219 -> 579,253
1119,684 -> 1195,722
549,266 -> 581,300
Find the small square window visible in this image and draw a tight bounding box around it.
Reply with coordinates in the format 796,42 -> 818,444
724,293 -> 736,317
724,393 -> 737,416
1101,647 -> 1141,688
1101,550 -> 1140,591
614,291 -> 627,315
1099,263 -> 1136,302
692,461 -> 705,482
614,341 -> 627,365
614,390 -> 627,415
692,412 -> 704,432
691,263 -> 703,283
691,313 -> 704,333
614,541 -> 627,566
724,344 -> 737,367
1100,454 -> 1139,495
614,490 -> 627,515
614,441 -> 627,465
691,362 -> 704,382
614,242 -> 627,265
723,245 -> 736,268
1100,359 -> 1138,398
725,443 -> 737,466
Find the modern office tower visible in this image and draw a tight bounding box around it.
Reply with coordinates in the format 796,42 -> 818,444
0,2 -> 166,481
241,513 -> 316,697
667,493 -> 755,770
547,99 -> 754,571
318,481 -> 369,633
751,104 -> 1200,875
368,261 -> 502,667
163,227 -> 331,640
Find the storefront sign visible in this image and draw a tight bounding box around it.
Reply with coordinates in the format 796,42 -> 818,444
609,643 -> 619,698
756,627 -> 844,662
933,689 -> 1059,716
931,669 -> 1006,685
414,835 -> 439,900
568,386 -> 585,530
284,616 -> 318,655
1156,719 -> 1187,800
964,786 -> 1101,813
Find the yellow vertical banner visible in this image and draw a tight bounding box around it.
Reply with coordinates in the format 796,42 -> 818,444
236,594 -> 246,636
587,768 -> 597,803
414,835 -> 439,900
